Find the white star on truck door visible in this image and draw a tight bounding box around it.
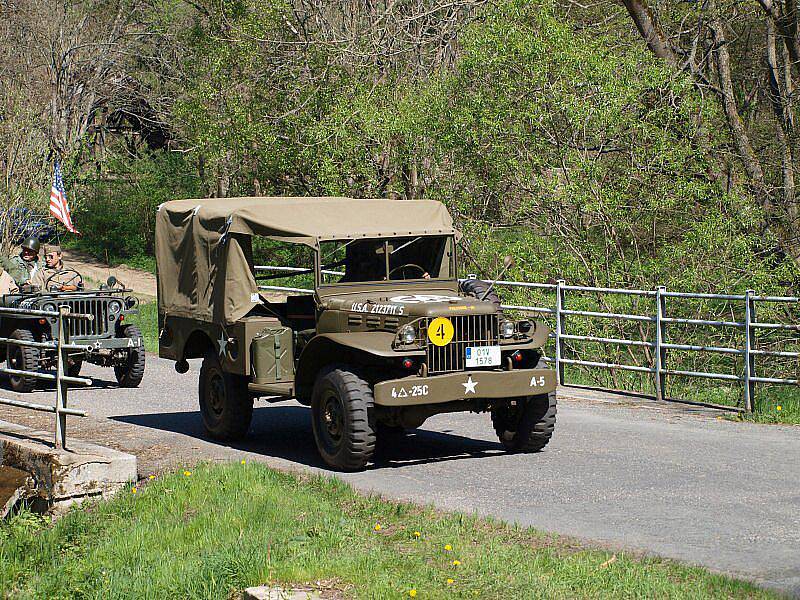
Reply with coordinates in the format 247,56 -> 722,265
217,332 -> 228,357
462,375 -> 477,394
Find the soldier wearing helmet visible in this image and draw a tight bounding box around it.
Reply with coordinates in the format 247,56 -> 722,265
8,236 -> 45,288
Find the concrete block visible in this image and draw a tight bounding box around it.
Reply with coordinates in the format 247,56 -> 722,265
243,587 -> 322,600
0,419 -> 136,512
0,465 -> 33,518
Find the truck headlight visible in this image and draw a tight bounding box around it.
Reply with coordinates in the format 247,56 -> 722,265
398,325 -> 416,345
500,320 -> 515,339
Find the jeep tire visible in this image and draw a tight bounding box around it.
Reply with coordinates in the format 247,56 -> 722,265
6,329 -> 39,393
490,359 -> 556,452
311,366 -> 376,471
114,324 -> 146,388
199,350 -> 253,441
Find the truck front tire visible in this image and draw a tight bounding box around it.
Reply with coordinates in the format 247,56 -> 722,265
491,390 -> 557,453
199,351 -> 253,441
311,366 -> 376,471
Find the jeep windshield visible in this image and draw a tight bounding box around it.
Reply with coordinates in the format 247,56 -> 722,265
318,235 -> 455,285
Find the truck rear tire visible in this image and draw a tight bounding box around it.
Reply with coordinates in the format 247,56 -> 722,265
114,324 -> 146,388
311,366 -> 376,471
6,329 -> 38,393
199,351 -> 253,441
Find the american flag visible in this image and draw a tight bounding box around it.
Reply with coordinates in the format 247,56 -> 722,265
50,162 -> 78,234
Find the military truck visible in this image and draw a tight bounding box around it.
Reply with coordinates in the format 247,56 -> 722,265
156,197 -> 556,470
2,272 -> 146,392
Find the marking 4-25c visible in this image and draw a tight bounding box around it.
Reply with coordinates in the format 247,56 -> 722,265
390,384 -> 429,399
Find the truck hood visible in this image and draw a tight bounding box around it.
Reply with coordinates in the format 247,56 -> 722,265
325,291 -> 497,318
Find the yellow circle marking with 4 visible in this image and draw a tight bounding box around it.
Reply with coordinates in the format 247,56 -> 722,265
428,317 -> 455,346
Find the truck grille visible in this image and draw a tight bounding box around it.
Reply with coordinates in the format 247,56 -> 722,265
425,314 -> 498,374
63,299 -> 111,338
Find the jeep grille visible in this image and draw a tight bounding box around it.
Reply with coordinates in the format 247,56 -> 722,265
62,299 -> 111,338
425,314 -> 498,374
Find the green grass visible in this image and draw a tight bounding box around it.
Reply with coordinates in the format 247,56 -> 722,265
126,301 -> 158,353
0,463 -> 773,599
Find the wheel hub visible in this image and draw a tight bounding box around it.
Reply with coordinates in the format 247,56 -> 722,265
323,395 -> 343,442
208,372 -> 226,416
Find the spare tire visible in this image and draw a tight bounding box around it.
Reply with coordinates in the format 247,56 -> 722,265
459,278 -> 501,308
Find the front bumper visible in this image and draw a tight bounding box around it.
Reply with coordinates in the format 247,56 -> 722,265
73,335 -> 143,352
373,367 -> 556,406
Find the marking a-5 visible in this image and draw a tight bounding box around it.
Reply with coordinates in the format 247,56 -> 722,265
529,375 -> 546,387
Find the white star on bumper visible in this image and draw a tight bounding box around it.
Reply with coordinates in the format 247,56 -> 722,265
462,375 -> 478,395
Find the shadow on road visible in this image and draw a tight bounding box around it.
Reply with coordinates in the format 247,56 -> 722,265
112,404 -> 506,471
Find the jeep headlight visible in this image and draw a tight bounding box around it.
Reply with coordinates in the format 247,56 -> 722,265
42,303 -> 56,313
398,324 -> 416,345
108,300 -> 122,313
500,320 -> 515,339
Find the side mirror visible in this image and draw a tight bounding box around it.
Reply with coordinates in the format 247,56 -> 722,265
106,276 -> 117,288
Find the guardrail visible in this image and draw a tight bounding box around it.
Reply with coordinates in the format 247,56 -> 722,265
253,265 -> 798,412
0,305 -> 94,449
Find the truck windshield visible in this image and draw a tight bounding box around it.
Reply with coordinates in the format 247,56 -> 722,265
319,235 -> 454,285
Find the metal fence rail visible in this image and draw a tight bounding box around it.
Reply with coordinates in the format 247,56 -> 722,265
253,265 -> 798,412
0,305 -> 93,448
491,280 -> 799,412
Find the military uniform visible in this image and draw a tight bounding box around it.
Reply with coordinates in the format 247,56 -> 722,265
0,256 -> 25,287
8,254 -> 45,287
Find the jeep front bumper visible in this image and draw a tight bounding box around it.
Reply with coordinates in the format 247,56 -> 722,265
73,336 -> 144,352
373,367 -> 556,406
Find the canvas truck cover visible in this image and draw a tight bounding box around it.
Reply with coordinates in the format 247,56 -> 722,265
155,196 -> 456,324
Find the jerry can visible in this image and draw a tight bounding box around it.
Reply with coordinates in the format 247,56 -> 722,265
251,327 -> 294,383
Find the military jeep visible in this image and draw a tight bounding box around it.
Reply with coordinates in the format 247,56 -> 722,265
156,197 -> 556,471
1,273 -> 146,392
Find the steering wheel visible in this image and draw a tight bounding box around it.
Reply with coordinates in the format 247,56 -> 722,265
388,263 -> 427,280
44,268 -> 84,292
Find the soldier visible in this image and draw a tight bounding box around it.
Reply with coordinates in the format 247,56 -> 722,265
8,236 -> 44,288
44,244 -> 65,271
43,244 -> 81,291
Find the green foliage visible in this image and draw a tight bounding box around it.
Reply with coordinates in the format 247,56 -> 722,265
0,463 -> 773,598
71,152 -> 201,260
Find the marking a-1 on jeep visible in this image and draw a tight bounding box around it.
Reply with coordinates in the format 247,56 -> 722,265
156,196 -> 556,471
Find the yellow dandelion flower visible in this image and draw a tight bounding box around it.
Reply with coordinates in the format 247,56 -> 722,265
777,405 -> 782,411
444,544 -> 452,551
409,590 -> 417,598
413,531 -> 421,538
183,470 -> 192,477
131,487 -> 137,494
241,459 -> 246,464
452,560 -> 461,566
374,523 -> 382,531
447,578 -> 454,585
148,474 -> 156,480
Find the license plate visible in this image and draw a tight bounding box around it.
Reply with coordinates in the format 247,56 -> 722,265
465,345 -> 501,367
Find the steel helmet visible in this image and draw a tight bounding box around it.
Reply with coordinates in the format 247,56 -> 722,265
20,236 -> 40,253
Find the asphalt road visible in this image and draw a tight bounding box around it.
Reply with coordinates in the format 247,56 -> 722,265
2,356 -> 799,595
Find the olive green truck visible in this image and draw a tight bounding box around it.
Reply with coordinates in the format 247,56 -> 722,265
155,197 -> 556,470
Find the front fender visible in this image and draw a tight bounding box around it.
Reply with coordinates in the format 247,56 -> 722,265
294,332 -> 424,404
